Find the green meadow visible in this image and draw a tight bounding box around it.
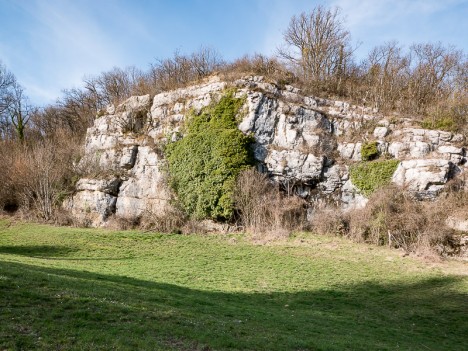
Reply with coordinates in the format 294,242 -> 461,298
0,219 -> 466,350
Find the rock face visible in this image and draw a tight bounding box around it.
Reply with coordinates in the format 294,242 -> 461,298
391,159 -> 459,199
66,75 -> 467,226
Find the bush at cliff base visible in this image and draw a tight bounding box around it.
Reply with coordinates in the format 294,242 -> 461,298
165,91 -> 254,220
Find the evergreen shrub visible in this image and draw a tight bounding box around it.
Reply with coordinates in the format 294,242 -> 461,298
350,159 -> 400,196
361,141 -> 379,161
165,91 -> 254,220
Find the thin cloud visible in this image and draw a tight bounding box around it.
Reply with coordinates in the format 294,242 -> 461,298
258,0 -> 468,60
258,0 -> 315,56
12,0 -> 129,105
331,0 -> 466,27
22,82 -> 60,103
328,0 -> 468,58
1,0 -> 466,106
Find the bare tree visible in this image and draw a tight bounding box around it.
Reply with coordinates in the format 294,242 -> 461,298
0,62 -> 16,138
362,41 -> 410,110
0,61 -> 15,112
454,59 -> 468,98
83,66 -> 145,107
278,5 -> 354,92
150,47 -> 224,92
58,87 -> 102,135
20,141 -> 71,219
408,42 -> 463,112
190,46 -> 224,77
10,83 -> 33,141
31,66 -> 149,141
0,62 -> 36,142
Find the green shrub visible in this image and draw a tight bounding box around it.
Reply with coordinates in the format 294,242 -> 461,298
421,101 -> 468,133
421,116 -> 455,132
350,159 -> 400,196
165,91 -> 254,220
361,141 -> 379,161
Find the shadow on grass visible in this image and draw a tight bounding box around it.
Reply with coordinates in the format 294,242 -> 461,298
0,261 -> 467,350
0,245 -> 132,261
0,245 -> 78,258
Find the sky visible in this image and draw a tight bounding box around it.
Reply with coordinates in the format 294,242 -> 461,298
0,0 -> 467,106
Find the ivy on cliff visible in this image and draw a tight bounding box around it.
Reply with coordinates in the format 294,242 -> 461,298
350,159 -> 400,197
165,90 -> 254,220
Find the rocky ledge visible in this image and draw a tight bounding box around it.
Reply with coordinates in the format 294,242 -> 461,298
65,76 -> 467,227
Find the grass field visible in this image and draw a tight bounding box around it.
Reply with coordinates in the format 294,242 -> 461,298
0,218 -> 467,350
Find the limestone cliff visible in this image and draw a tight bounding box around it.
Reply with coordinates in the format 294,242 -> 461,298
66,76 -> 467,226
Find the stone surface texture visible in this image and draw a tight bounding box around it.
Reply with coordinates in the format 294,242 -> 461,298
66,75 -> 467,226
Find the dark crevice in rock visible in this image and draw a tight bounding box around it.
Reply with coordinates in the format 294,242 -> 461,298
103,177 -> 124,220
102,178 -> 123,197
104,197 -> 119,219
130,145 -> 139,168
447,162 -> 461,181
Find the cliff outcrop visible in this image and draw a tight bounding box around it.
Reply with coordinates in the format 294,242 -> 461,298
66,76 -> 467,226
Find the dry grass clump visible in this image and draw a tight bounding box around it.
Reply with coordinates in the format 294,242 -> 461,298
348,187 -> 428,249
310,207 -> 349,237
221,54 -> 296,86
108,208 -> 228,235
104,215 -> 142,231
149,47 -> 225,94
139,206 -> 187,234
311,184 -> 466,257
234,168 -> 306,238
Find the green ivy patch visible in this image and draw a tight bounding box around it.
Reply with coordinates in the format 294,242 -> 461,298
361,141 -> 379,161
350,159 -> 400,196
165,90 -> 253,220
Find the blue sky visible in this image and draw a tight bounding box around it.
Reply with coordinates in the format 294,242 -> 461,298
0,0 -> 467,106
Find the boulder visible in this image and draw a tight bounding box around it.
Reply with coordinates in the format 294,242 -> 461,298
373,126 -> 389,139
341,179 -> 368,210
119,145 -> 139,169
392,159 -> 455,199
446,216 -> 468,232
67,178 -> 122,225
265,150 -> 324,181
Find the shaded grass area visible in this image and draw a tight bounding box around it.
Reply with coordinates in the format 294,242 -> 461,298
0,245 -> 78,258
0,220 -> 467,350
